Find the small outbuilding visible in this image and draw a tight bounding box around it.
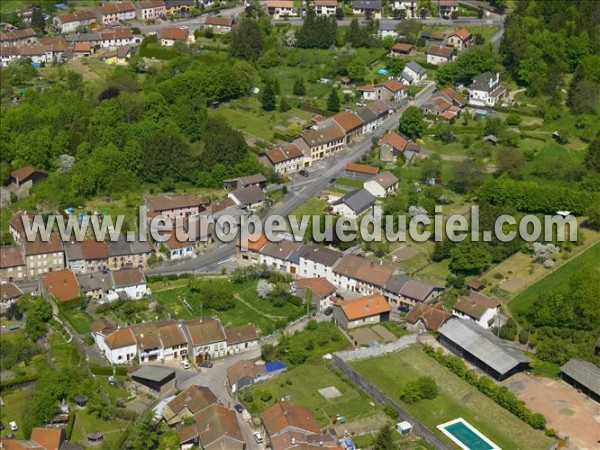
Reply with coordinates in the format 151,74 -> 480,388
560,359 -> 600,403
74,395 -> 88,408
131,366 -> 176,396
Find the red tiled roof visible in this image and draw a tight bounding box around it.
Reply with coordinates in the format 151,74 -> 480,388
73,42 -> 92,52
297,277 -> 336,298
262,402 -> 320,436
266,143 -> 304,164
391,42 -> 413,53
427,45 -> 453,58
205,16 -> 234,27
345,162 -> 379,175
160,27 -> 189,41
379,79 -> 405,93
406,302 -> 451,331
330,111 -> 364,132
81,239 -> 109,260
453,28 -> 472,41
10,166 -> 47,182
105,327 -> 136,349
380,132 -> 408,151
30,428 -> 64,450
337,294 -> 390,321
43,269 -> 80,302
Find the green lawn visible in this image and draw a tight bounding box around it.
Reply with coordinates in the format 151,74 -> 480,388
289,197 -> 329,217
0,387 -> 32,439
60,308 -> 95,335
508,242 -> 600,321
235,280 -> 306,320
352,345 -> 554,450
335,177 -> 365,189
47,332 -> 83,368
70,409 -> 129,449
243,361 -> 381,427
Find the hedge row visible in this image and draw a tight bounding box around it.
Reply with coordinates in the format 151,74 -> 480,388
89,365 -> 128,376
65,413 -> 76,440
146,273 -> 192,283
478,176 -> 598,215
423,346 -> 547,430
0,374 -> 38,391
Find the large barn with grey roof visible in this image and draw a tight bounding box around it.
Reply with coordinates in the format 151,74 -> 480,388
437,318 -> 531,380
560,359 -> 600,403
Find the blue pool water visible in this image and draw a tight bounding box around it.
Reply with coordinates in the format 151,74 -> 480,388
377,68 -> 388,75
443,422 -> 494,450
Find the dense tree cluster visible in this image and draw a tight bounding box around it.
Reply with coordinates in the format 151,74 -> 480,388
501,0 -> 600,107
436,46 -> 497,87
399,376 -> 439,403
296,12 -> 338,48
345,18 -> 379,48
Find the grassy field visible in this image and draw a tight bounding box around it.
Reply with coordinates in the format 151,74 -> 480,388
508,242 -> 600,320
0,387 -> 32,439
352,345 -> 554,450
70,409 -> 129,449
60,307 -> 95,335
289,196 -> 329,217
244,361 -> 381,426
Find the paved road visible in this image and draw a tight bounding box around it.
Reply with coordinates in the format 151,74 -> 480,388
135,4 -> 503,33
147,83 -> 437,275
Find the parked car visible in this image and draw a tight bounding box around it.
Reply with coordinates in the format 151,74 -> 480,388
323,306 -> 334,316
9,421 -> 18,432
329,178 -> 337,184
253,432 -> 263,444
108,375 -> 117,386
299,169 -> 309,177
181,359 -> 191,370
234,404 -> 244,413
199,361 -> 213,368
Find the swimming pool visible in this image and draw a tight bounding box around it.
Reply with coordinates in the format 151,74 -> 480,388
377,68 -> 388,75
437,418 -> 500,450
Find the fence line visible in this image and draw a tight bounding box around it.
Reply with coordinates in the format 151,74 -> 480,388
336,334 -> 417,361
330,354 -> 452,450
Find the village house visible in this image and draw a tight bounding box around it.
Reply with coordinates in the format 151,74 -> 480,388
378,21 -> 398,39
162,385 -> 218,426
157,320 -> 189,361
41,269 -> 79,302
434,0 -> 459,18
112,267 -> 147,299
426,44 -> 454,65
447,28 -> 472,51
164,0 -> 195,16
228,185 -> 266,211
401,60 -> 427,85
92,321 -> 137,365
0,46 -> 20,67
81,239 -> 109,272
71,41 -> 94,57
261,402 -> 336,450
66,31 -> 102,47
145,193 -> 209,221
363,171 -> 399,197
0,245 -> 26,282
392,0 -> 418,18
77,271 -> 117,303
333,294 -> 391,330
98,27 -> 137,48
226,359 -> 268,394
136,1 -> 167,21
452,291 -> 501,329
313,0 -> 339,16
359,79 -> 407,103
53,10 -> 97,33
405,302 -> 452,332
236,232 -> 268,263
264,1 -> 297,19
203,16 -> 235,34
379,131 -> 408,162
159,27 -> 193,46
383,276 -> 443,310
356,104 -> 379,134
365,99 -> 394,126
297,244 -> 342,279
96,2 -> 136,24
263,143 -> 306,175
102,45 -> 134,65
131,321 -> 163,362
0,283 -> 23,317
296,277 -> 337,311
468,71 -> 507,107
223,173 -> 267,191
8,210 -> 35,244
352,0 -> 383,19
331,188 -> 376,218
293,123 -> 346,160
107,237 -> 154,271
0,28 -> 37,47
6,427 -> 79,450
24,233 -> 65,279
184,317 -> 228,363
258,239 -> 303,274
389,42 -> 414,57
332,254 -> 395,294
330,110 -> 365,143
178,403 -> 245,450
421,30 -> 446,44
225,324 -> 259,354
344,162 -> 379,180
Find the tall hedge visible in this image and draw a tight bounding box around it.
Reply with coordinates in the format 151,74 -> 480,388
477,176 -> 599,215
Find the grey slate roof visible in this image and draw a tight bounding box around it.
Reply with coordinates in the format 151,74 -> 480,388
356,105 -> 378,123
77,271 -> 114,293
230,185 -> 265,206
64,241 -> 84,261
298,245 -> 343,266
333,189 -> 376,215
406,61 -> 426,76
132,365 -> 175,383
561,359 -> 600,396
379,21 -> 397,31
400,279 -> 439,302
107,238 -> 132,257
353,0 -> 382,9
469,71 -> 496,92
384,273 -> 410,294
438,318 -> 531,376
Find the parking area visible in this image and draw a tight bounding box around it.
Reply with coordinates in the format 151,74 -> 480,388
503,373 -> 600,450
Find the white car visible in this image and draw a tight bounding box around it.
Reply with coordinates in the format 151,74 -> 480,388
9,421 -> 18,432
253,432 -> 263,444
181,359 -> 191,370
